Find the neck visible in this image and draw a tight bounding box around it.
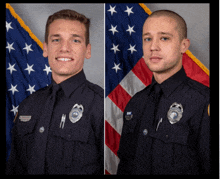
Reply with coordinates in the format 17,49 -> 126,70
153,62 -> 182,84
52,70 -> 82,84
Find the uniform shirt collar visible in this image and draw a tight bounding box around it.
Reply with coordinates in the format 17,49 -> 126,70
151,67 -> 187,97
52,70 -> 86,98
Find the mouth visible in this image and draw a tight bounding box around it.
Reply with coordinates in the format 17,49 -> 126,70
149,56 -> 162,63
55,57 -> 74,62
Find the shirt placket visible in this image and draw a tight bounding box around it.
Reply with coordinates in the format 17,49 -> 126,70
28,85 -> 60,174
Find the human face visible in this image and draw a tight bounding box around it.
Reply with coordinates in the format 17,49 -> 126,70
142,16 -> 189,75
43,19 -> 91,83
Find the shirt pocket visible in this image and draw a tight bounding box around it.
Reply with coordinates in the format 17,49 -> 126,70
149,122 -> 193,172
51,126 -> 96,168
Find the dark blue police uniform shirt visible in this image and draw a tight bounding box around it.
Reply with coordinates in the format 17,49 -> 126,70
117,67 -> 210,175
6,70 -> 104,175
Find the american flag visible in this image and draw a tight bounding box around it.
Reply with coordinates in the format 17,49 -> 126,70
105,3 -> 209,174
6,3 -> 51,161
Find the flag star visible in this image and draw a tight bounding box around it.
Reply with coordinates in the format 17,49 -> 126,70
108,5 -> 117,16
112,62 -> 122,73
127,44 -> 137,54
24,63 -> 35,75
124,6 -> 134,16
10,105 -> 19,116
6,21 -> 13,32
6,42 -> 15,53
8,84 -> 19,95
126,25 -> 136,35
109,24 -> 119,35
23,43 -> 33,54
26,84 -> 36,94
111,44 -> 120,54
43,64 -> 52,75
7,63 -> 17,75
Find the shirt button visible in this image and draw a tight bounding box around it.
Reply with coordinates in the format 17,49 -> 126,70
143,129 -> 148,136
67,134 -> 71,140
166,135 -> 169,138
39,126 -> 45,133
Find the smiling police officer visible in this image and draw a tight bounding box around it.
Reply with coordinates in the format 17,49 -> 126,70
6,9 -> 104,175
117,10 -> 210,175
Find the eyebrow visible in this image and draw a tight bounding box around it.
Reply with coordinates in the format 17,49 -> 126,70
49,34 -> 84,39
143,32 -> 173,37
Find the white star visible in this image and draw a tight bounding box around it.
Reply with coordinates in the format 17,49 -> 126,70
8,84 -> 19,95
124,6 -> 134,16
26,84 -> 36,94
43,64 -> 52,75
24,63 -> 35,75
109,24 -> 119,35
10,105 -> 19,116
7,63 -> 17,75
6,42 -> 15,53
6,21 -> 13,32
126,25 -> 136,35
108,5 -> 117,16
112,62 -> 122,73
127,44 -> 137,54
111,44 -> 120,54
23,43 -> 33,54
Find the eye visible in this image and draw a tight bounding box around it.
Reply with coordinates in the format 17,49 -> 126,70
52,39 -> 60,42
73,39 -> 81,43
144,37 -> 151,42
161,37 -> 169,41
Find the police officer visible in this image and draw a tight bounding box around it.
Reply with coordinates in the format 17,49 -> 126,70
6,9 -> 104,175
117,10 -> 210,175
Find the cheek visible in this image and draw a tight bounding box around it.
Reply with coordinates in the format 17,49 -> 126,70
142,43 -> 151,58
162,44 -> 181,61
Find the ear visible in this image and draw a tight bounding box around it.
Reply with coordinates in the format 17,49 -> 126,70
85,43 -> 91,59
180,38 -> 190,54
43,42 -> 48,58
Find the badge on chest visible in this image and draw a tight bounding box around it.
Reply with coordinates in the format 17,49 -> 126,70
69,104 -> 84,123
167,102 -> 183,124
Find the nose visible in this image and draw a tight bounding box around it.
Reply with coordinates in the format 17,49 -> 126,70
150,38 -> 160,52
60,40 -> 71,53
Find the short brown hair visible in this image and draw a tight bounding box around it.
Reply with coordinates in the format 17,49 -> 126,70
45,9 -> 90,45
148,10 -> 187,41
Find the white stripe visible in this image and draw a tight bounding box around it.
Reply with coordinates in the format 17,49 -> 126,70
120,70 -> 146,97
105,144 -> 120,174
105,96 -> 124,135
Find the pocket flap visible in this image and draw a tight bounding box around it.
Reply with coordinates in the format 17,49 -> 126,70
149,123 -> 189,145
17,118 -> 36,136
52,126 -> 89,143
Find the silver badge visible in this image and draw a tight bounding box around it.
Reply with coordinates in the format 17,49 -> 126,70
69,104 -> 84,123
167,102 -> 183,124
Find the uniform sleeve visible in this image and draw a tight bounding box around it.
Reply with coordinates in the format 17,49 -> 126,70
197,101 -> 210,174
6,111 -> 26,175
117,106 -> 138,174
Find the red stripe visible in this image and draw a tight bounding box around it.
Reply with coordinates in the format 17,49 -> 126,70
105,120 -> 121,156
105,169 -> 111,175
108,84 -> 131,112
182,53 -> 209,87
132,57 -> 153,86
